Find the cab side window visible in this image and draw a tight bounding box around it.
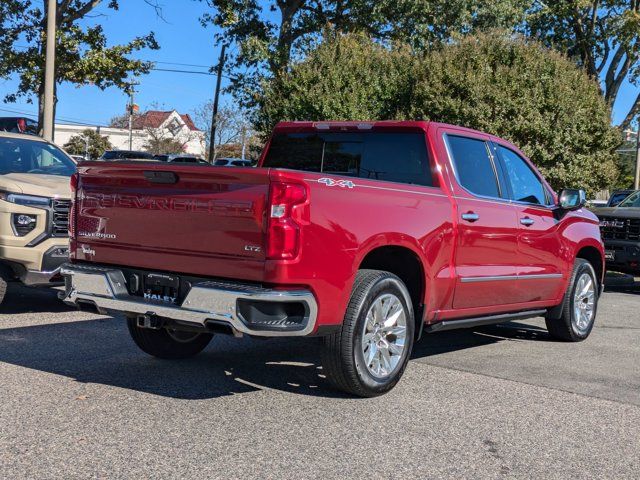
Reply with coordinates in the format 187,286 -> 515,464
447,135 -> 500,198
498,146 -> 547,205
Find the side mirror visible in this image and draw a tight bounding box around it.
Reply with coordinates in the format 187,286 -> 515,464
558,189 -> 586,211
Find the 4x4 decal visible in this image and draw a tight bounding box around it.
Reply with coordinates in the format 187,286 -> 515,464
318,178 -> 355,189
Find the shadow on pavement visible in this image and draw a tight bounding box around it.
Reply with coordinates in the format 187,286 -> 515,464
0,308 -> 550,400
412,321 -> 551,358
0,283 -> 74,315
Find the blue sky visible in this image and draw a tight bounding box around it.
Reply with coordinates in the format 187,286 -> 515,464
0,0 -> 226,127
0,0 -> 637,129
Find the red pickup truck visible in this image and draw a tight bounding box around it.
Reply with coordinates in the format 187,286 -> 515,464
61,121 -> 604,397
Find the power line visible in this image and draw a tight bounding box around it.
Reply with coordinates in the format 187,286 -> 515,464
151,67 -> 214,76
154,61 -> 214,69
13,46 -> 234,79
149,67 -> 235,80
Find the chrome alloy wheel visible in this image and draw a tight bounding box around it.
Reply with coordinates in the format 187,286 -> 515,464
361,293 -> 408,379
572,272 -> 595,334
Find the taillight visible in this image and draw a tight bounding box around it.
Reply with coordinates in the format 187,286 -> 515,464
70,172 -> 79,193
267,182 -> 308,260
69,173 -> 79,238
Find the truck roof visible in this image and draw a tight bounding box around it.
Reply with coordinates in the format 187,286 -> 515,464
273,120 -> 430,132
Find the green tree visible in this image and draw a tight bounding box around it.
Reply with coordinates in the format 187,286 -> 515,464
256,32 -> 415,132
410,32 -> 620,194
63,129 -> 112,160
257,32 -> 620,194
199,0 -> 531,105
143,137 -> 187,156
0,1 -> 160,133
524,1 -> 640,128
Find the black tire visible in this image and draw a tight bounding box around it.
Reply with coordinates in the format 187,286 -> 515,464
321,269 -> 415,397
126,316 -> 213,359
545,259 -> 599,342
0,271 -> 7,306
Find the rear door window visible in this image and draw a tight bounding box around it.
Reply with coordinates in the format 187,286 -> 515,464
446,135 -> 501,198
263,132 -> 432,186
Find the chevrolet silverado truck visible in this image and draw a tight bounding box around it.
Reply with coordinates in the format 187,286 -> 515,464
593,190 -> 640,274
0,132 -> 74,304
61,121 -> 604,397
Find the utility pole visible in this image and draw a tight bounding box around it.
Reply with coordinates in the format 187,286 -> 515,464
241,123 -> 247,161
208,43 -> 227,163
42,0 -> 57,141
126,82 -> 139,150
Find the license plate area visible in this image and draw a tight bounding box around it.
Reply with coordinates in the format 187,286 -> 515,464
604,250 -> 615,261
139,273 -> 180,304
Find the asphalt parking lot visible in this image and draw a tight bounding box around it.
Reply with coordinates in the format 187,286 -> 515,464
1,279 -> 639,479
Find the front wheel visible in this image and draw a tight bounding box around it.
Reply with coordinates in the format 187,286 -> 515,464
126,316 -> 213,359
545,259 -> 598,342
321,270 -> 415,397
0,266 -> 10,306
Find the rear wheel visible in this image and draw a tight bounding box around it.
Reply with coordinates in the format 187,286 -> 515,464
545,259 -> 598,342
321,270 -> 415,397
126,316 -> 213,359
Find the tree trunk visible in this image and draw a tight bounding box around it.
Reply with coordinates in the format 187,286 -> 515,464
37,79 -> 57,141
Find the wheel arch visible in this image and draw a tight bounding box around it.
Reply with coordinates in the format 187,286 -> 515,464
357,243 -> 427,340
576,245 -> 604,292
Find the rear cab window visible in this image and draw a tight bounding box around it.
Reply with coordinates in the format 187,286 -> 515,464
262,131 -> 435,187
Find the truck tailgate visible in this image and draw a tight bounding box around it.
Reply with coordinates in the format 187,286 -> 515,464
73,162 -> 269,281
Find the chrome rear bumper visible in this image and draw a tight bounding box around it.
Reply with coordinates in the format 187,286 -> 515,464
60,263 -> 318,337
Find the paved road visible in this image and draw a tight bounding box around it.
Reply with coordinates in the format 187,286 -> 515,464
0,280 -> 638,479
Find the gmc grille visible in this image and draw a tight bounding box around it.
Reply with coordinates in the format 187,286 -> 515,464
52,199 -> 71,237
600,217 -> 640,241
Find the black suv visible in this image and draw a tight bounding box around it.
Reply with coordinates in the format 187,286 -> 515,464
593,190 -> 640,274
100,150 -> 155,161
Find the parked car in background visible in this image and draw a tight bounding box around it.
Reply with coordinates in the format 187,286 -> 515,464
153,154 -> 207,164
587,199 -> 608,208
0,117 -> 38,135
62,120 -> 604,397
214,157 -> 253,167
0,131 -> 75,304
593,190 -> 640,274
100,150 -> 155,161
607,189 -> 636,207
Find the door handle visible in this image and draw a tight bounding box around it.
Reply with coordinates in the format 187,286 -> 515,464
520,217 -> 535,226
461,212 -> 480,222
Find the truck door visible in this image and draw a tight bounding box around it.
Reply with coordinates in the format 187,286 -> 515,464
493,143 -> 565,303
442,132 -> 523,309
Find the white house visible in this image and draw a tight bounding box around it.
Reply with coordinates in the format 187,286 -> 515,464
54,110 -> 205,157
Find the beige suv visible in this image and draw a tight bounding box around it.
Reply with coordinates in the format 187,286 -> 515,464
0,132 -> 75,304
